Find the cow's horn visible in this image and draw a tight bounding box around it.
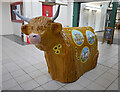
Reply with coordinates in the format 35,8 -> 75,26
51,5 -> 60,22
13,10 -> 30,23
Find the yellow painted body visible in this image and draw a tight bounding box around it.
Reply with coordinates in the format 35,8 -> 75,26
21,16 -> 99,83
44,27 -> 99,83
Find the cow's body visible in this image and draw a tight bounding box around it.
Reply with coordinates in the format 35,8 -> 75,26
13,8 -> 99,83
41,27 -> 99,83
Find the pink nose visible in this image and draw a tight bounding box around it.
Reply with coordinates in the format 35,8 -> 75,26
29,34 -> 41,44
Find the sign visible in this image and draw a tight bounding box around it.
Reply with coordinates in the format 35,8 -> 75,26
42,4 -> 53,17
10,1 -> 23,23
102,27 -> 114,45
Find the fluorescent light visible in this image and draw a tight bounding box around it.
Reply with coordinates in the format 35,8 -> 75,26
85,6 -> 101,11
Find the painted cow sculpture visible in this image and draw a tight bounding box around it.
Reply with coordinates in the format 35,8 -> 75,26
13,5 -> 99,83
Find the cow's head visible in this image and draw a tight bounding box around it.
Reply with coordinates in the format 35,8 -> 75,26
13,5 -> 62,51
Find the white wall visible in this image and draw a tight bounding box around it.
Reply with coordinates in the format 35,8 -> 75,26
79,3 -> 87,27
54,2 -> 73,27
79,2 -> 109,31
67,2 -> 73,27
23,0 -> 43,42
31,1 -> 42,18
2,2 -> 13,35
2,2 -> 22,36
23,0 -> 73,27
23,0 -> 42,18
12,22 -> 22,36
99,2 -> 109,30
55,5 -> 68,27
0,2 -> 2,35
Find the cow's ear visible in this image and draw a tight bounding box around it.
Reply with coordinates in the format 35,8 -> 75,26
51,23 -> 62,33
21,24 -> 33,35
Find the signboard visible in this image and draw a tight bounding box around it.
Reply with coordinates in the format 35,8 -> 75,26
102,27 -> 114,45
42,4 -> 53,17
10,1 -> 23,23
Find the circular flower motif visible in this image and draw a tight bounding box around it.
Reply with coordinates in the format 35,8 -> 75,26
72,30 -> 84,46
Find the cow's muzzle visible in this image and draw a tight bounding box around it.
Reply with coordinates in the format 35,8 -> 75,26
29,33 -> 41,44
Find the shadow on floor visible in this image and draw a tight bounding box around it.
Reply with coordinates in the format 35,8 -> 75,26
3,34 -> 29,46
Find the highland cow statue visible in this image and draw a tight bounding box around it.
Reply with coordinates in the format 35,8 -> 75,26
13,5 -> 99,83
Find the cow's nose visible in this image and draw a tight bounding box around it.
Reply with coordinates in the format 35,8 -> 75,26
33,35 -> 37,38
29,34 -> 41,44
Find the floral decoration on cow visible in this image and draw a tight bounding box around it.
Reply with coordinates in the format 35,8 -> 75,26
86,31 -> 95,45
81,46 -> 89,63
72,30 -> 84,46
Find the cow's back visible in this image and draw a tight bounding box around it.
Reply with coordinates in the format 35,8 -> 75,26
61,27 -> 99,82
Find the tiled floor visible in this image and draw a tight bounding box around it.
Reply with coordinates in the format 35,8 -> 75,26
1,33 -> 119,90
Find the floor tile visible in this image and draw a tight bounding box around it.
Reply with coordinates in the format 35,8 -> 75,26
86,82 -> 106,90
19,79 -> 39,90
76,76 -> 93,87
2,67 -> 9,75
2,78 -> 18,90
14,59 -> 32,68
107,83 -> 118,90
63,83 -> 84,90
2,73 -> 13,82
8,84 -> 23,90
23,66 -> 38,73
28,70 -> 44,79
106,68 -> 118,76
34,74 -> 52,85
100,72 -> 118,82
4,62 -> 21,72
58,87 -> 67,90
2,58 -> 13,65
94,76 -> 113,88
83,71 -> 100,81
10,69 -> 26,78
114,78 -> 118,84
2,35 -> 119,90
33,86 -> 45,90
15,74 -> 32,84
55,81 -> 66,86
41,81 -> 62,90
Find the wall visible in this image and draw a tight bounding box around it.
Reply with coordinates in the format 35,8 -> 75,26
0,2 -> 2,35
2,2 -> 13,35
55,5 -> 68,27
79,2 -> 109,31
23,1 -> 73,27
79,3 -> 87,27
12,22 -> 22,36
1,2 -> 22,36
54,2 -> 73,27
23,0 -> 43,42
99,2 -> 109,30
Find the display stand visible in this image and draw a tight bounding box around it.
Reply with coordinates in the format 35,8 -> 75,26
102,27 -> 114,45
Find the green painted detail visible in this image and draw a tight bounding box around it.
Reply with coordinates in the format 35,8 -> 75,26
72,2 -> 79,27
75,46 -> 77,50
108,2 -> 118,44
109,2 -> 118,28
